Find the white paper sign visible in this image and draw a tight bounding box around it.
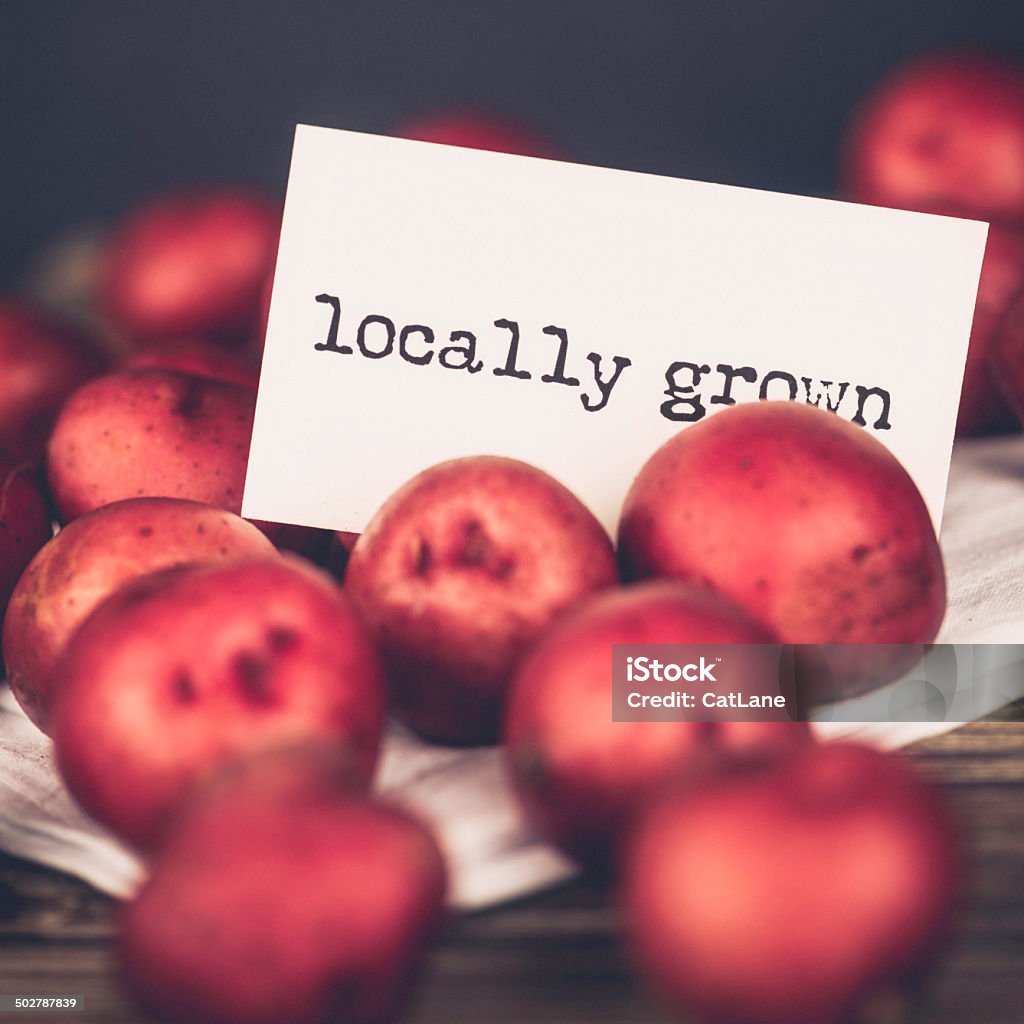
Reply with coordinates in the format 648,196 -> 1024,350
243,124 -> 987,534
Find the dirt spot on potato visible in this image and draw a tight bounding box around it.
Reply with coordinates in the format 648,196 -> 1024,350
458,520 -> 489,566
233,651 -> 276,706
413,538 -> 433,576
267,626 -> 298,653
457,520 -> 515,580
492,558 -> 515,580
850,545 -> 871,564
174,381 -> 206,420
139,526 -> 153,538
172,672 -> 197,704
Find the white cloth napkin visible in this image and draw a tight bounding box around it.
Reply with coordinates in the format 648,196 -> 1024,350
0,692 -> 574,910
1,436 -> 1023,910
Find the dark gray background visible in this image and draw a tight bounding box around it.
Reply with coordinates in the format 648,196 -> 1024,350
2,1 -> 1023,289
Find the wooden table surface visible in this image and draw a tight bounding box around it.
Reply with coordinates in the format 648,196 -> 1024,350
1,714 -> 1022,1024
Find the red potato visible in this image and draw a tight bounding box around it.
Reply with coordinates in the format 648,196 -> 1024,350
624,743 -> 961,1024
53,557 -> 385,849
3,498 -> 276,733
843,53 -> 1024,224
0,301 -> 106,461
393,110 -> 560,158
46,368 -> 255,522
118,746 -> 446,1024
45,367 -> 330,558
346,456 -> 618,745
99,190 -> 280,348
0,458 -> 52,619
122,338 -> 261,389
504,581 -> 810,864
618,402 -> 946,699
956,224 -> 1024,434
992,285 -> 1024,420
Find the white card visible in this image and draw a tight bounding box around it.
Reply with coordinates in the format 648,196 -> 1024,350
243,124 -> 987,535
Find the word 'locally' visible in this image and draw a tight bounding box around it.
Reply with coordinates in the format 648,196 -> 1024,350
313,294 -> 632,413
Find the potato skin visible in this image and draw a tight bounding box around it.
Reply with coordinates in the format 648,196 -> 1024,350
618,402 -> 946,698
53,557 -> 385,849
346,456 -> 618,745
504,581 -> 809,864
46,368 -> 255,522
624,743 -> 961,1024
0,458 -> 52,619
0,301 -> 106,461
118,746 -> 446,1024
3,498 -> 276,733
100,190 -> 279,348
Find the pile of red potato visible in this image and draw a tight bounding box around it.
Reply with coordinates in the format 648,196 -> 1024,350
0,51 -> 1021,1024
